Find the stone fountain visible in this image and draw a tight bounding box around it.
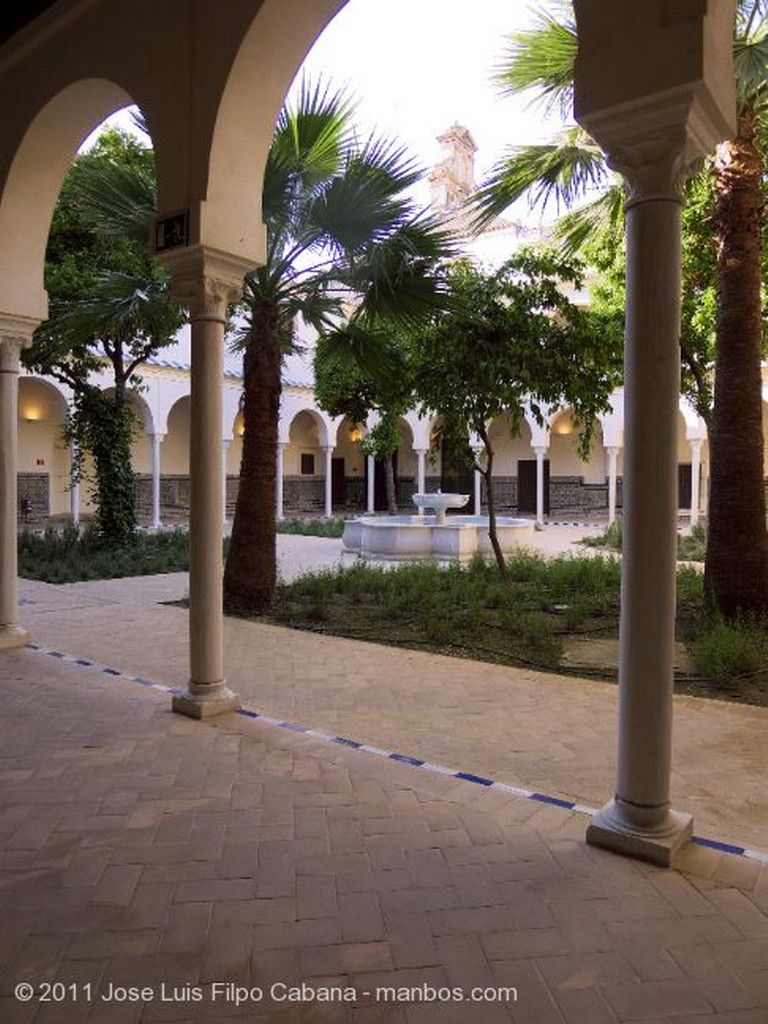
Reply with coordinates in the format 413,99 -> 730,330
342,492 -> 535,562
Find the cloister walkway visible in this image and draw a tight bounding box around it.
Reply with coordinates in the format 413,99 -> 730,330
1,532 -> 766,1022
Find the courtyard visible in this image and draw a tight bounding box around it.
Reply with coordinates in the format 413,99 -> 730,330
1,532 -> 766,1022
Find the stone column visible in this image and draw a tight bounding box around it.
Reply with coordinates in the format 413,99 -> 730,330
366,454 -> 375,513
150,432 -> 164,530
606,446 -> 619,526
323,445 -> 333,518
159,248 -> 248,718
221,440 -> 231,525
533,445 -> 548,528
415,448 -> 427,496
689,438 -> 702,528
574,0 -> 735,865
0,327 -> 34,650
588,161 -> 691,863
276,443 -> 285,520
69,439 -> 80,528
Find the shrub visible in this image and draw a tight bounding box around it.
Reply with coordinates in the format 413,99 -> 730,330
678,522 -> 707,562
691,616 -> 765,685
276,517 -> 345,538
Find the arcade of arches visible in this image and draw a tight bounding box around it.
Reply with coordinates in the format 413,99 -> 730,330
0,1 -> 740,863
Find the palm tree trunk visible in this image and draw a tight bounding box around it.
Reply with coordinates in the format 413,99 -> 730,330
705,103 -> 768,618
224,297 -> 280,614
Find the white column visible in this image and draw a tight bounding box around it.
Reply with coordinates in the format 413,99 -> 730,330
161,249 -> 246,719
0,331 -> 33,650
323,445 -> 333,518
276,443 -> 285,521
471,445 -> 484,516
586,148 -> 698,865
366,454 -> 375,513
534,445 -> 548,528
606,446 -> 619,526
689,439 -> 702,528
150,432 -> 164,530
69,439 -> 80,528
575,0 -> 735,866
221,440 -> 231,525
415,448 -> 427,496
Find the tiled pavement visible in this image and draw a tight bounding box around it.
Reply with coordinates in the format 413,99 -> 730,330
3,530 -> 768,1022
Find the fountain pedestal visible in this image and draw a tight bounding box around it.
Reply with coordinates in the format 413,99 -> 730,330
412,492 -> 469,524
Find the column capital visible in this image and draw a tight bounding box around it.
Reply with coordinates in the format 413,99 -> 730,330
0,314 -> 38,371
157,245 -> 251,320
533,445 -> 549,457
574,2 -> 736,205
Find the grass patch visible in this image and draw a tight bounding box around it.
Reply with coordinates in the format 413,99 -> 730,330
270,551 -> 623,674
18,525 -> 193,583
276,517 -> 345,538
267,551 -> 767,705
582,519 -> 708,562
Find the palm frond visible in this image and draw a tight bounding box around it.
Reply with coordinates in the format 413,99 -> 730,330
472,126 -> 609,228
494,4 -> 577,119
733,29 -> 768,107
551,186 -> 626,256
72,160 -> 157,245
49,271 -> 180,349
264,78 -> 354,234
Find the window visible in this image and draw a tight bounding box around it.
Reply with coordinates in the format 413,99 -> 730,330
301,453 -> 315,475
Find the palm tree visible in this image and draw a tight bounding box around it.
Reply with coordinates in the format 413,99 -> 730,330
223,82 -> 454,615
476,1 -> 768,619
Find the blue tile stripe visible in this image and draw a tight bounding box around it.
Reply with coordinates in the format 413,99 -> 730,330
25,641 -> 768,868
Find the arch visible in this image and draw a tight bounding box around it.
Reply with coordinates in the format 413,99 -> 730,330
195,0 -> 347,262
279,394 -> 333,446
0,78 -> 135,321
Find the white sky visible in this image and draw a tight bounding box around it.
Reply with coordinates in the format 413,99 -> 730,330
291,0 -> 561,185
88,0 -> 566,221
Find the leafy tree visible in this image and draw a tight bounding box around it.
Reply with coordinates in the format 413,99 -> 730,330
25,127 -> 183,542
476,1 -> 768,618
224,82 -> 454,614
314,328 -> 414,514
412,250 -> 622,576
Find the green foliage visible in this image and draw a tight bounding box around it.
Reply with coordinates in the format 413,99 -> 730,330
25,126 -> 184,543
691,616 -> 766,687
18,526 -> 192,583
582,519 -> 622,552
276,518 -> 345,538
583,521 -> 707,563
678,523 -> 708,562
66,389 -> 138,543
413,249 -> 622,455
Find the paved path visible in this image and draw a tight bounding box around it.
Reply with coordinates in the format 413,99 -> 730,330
1,527 -> 765,1023
18,528 -> 768,857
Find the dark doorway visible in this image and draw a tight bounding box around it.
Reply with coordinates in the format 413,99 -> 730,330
678,463 -> 698,509
517,458 -> 550,515
440,433 -> 474,495
365,453 -> 398,511
331,457 -> 346,509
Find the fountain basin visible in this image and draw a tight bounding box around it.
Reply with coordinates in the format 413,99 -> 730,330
342,514 -> 535,561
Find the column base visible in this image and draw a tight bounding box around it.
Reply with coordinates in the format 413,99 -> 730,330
172,684 -> 240,720
586,798 -> 693,867
0,624 -> 31,651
